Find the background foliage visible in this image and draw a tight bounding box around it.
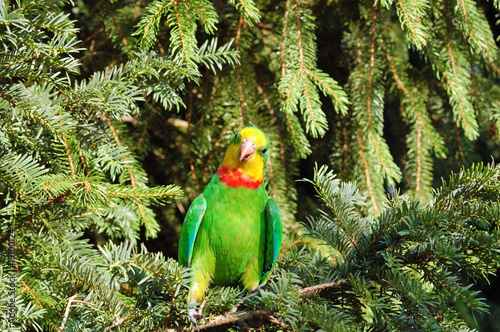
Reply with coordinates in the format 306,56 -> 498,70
2,0 -> 500,330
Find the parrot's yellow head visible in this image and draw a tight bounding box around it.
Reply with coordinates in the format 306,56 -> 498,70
217,127 -> 270,189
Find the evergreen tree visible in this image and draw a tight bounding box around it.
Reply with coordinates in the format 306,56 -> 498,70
1,0 -> 500,330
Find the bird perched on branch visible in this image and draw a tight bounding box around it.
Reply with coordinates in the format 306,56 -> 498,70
178,126 -> 283,329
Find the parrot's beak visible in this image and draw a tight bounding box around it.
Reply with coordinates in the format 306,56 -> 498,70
239,138 -> 257,162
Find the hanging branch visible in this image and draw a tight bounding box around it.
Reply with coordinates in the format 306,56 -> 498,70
357,129 -> 380,215
106,1 -> 133,57
236,15 -> 246,125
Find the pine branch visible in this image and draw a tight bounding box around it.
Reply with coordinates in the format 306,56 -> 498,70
59,293 -> 78,331
454,0 -> 497,61
383,46 -> 445,157
106,1 -> 133,57
395,0 -> 429,49
163,281 -> 346,331
423,5 -> 478,140
357,129 -> 381,215
228,0 -> 261,26
236,15 -> 246,125
279,0 -> 348,144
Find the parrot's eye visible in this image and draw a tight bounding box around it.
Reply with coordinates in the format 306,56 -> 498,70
261,148 -> 269,155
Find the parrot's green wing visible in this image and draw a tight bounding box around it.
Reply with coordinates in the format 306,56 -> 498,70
261,198 -> 283,283
178,195 -> 207,267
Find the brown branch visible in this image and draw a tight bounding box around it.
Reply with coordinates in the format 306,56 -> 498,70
20,280 -> 60,331
204,281 -> 347,331
161,281 -> 347,331
104,317 -> 127,331
236,15 -> 246,125
444,12 -> 470,135
383,46 -> 441,152
105,190 -> 178,198
365,3 -> 377,131
103,111 -> 149,223
82,27 -> 105,45
61,131 -> 76,181
201,121 -> 237,184
103,112 -> 137,187
415,123 -> 423,198
79,153 -> 89,175
72,299 -> 98,307
280,0 -> 290,82
357,129 -> 380,215
298,280 -> 346,296
396,0 -> 427,46
59,294 -> 78,331
106,1 -> 133,57
137,98 -> 155,151
278,2 -> 303,151
279,0 -> 302,151
201,310 -> 280,330
457,0 -> 476,46
186,82 -> 199,194
255,83 -> 286,166
293,1 -> 317,130
341,116 -> 348,181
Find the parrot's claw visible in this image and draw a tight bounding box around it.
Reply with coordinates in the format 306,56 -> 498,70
188,308 -> 206,331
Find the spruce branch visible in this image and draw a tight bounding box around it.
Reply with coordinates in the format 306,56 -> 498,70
199,310 -> 286,330
59,293 -> 78,331
228,0 -> 260,26
164,281 -> 346,331
199,281 -> 347,330
383,47 -> 444,156
454,0 -> 497,61
137,99 -> 155,151
186,84 -> 200,193
395,0 -> 429,49
236,15 -> 246,125
357,129 -> 380,215
422,7 -> 479,140
105,1 -> 133,57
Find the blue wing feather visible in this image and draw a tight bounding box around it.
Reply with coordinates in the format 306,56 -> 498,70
261,198 -> 283,283
178,195 -> 207,267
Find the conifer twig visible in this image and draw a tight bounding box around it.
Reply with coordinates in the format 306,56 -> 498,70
59,294 -> 78,331
255,82 -> 286,166
280,0 -> 302,151
200,310 -> 276,330
137,98 -> 155,150
105,1 -> 133,57
357,129 -> 380,215
298,280 -> 346,296
61,132 -> 76,181
163,281 -> 346,331
103,111 -> 150,223
186,82 -> 199,193
236,14 -> 246,125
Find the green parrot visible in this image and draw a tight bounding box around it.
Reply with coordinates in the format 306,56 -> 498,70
178,126 -> 283,327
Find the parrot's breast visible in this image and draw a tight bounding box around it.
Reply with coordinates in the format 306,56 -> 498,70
196,176 -> 267,286
216,166 -> 262,189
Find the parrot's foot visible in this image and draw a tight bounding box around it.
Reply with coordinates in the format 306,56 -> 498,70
188,308 -> 206,331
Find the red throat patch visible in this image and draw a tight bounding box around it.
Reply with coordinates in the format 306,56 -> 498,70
216,166 -> 262,189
